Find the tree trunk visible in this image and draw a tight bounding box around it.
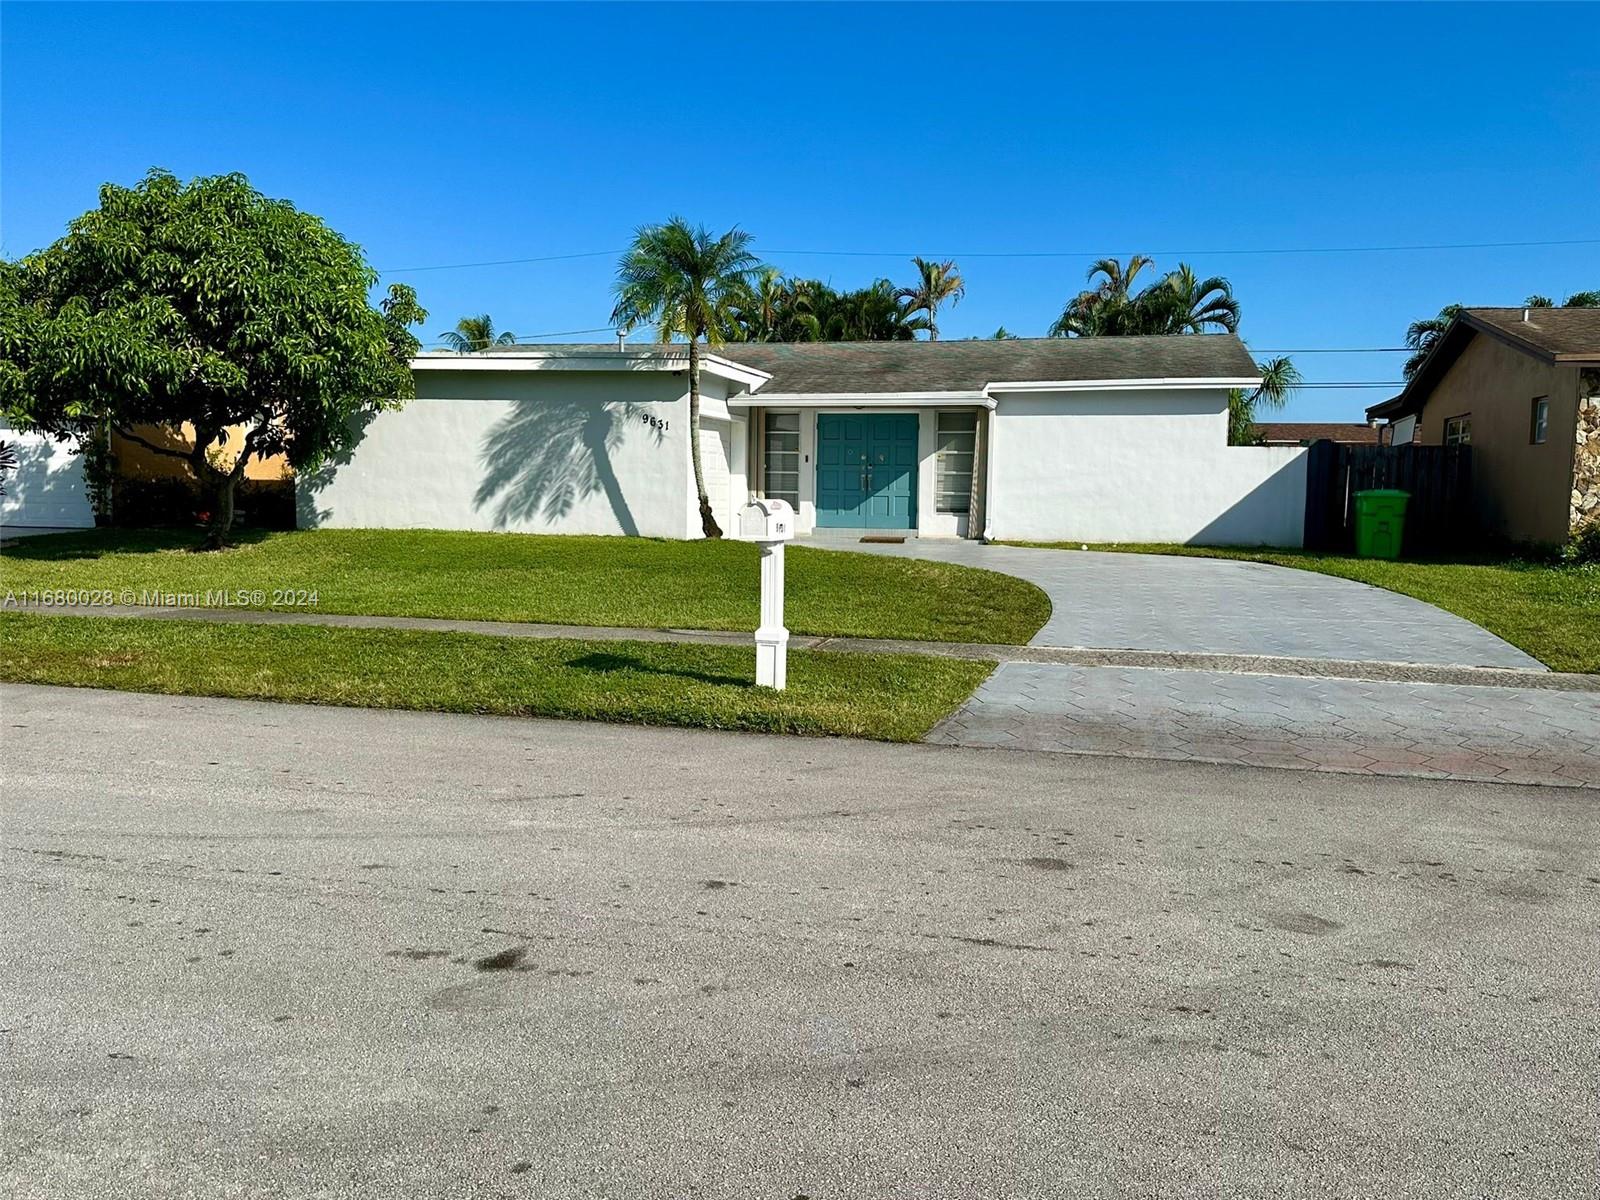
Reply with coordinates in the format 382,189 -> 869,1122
688,339 -> 722,539
199,468 -> 239,550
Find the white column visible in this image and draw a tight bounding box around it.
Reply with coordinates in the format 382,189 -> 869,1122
754,541 -> 788,689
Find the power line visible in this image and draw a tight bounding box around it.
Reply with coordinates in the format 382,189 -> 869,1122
767,238 -> 1600,260
387,250 -> 619,274
1254,347 -> 1410,354
419,324 -> 615,347
379,236 -> 1600,275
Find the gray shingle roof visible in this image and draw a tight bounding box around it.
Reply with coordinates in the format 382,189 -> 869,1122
713,335 -> 1260,395
1465,307 -> 1600,361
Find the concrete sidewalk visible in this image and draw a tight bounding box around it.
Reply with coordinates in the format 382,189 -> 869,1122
12,603 -> 1598,789
11,602 -> 1598,691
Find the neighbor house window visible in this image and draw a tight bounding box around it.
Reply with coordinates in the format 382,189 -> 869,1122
935,411 -> 978,514
762,412 -> 800,509
1530,396 -> 1549,444
1444,414 -> 1472,446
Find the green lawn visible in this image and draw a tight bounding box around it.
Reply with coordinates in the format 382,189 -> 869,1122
0,528 -> 1048,645
0,613 -> 992,742
1013,542 -> 1600,674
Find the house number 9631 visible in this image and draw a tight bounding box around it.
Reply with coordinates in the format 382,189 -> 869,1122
640,413 -> 670,431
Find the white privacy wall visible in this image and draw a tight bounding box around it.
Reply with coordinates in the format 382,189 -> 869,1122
298,369 -> 693,538
0,424 -> 95,533
985,388 -> 1308,546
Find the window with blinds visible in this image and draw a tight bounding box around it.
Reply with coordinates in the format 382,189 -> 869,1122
935,412 -> 977,514
763,412 -> 800,508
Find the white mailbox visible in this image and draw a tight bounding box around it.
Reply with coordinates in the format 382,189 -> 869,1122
738,497 -> 795,543
736,498 -> 795,689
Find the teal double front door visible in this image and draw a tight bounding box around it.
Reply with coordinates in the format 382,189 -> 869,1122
815,413 -> 918,529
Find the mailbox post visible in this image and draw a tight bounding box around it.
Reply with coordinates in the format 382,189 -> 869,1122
736,498 -> 795,689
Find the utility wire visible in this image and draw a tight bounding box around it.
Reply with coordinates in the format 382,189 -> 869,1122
419,324 -> 615,347
380,236 -> 1600,275
766,238 -> 1600,260
388,250 -> 619,273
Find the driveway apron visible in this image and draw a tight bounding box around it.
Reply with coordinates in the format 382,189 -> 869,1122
823,540 -> 1593,787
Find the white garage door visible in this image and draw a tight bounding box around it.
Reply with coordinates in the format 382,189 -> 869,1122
0,425 -> 95,534
699,420 -> 733,530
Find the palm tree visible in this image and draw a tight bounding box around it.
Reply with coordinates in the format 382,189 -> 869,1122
1048,256 -> 1155,336
1051,257 -> 1239,337
611,217 -> 761,538
1228,356 -> 1302,446
440,314 -> 517,352
1153,264 -> 1240,334
1403,303 -> 1463,380
822,280 -> 929,341
730,267 -> 789,342
896,257 -> 965,340
992,326 -> 1019,339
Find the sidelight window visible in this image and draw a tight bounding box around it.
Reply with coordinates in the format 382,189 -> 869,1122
763,412 -> 800,508
936,412 -> 978,514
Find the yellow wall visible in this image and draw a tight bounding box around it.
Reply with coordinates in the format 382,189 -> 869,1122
1414,334 -> 1579,544
114,424 -> 290,483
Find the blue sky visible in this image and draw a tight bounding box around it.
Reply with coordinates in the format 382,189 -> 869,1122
4,1 -> 1597,421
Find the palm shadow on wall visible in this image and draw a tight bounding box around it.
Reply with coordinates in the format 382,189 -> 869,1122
473,399 -> 661,535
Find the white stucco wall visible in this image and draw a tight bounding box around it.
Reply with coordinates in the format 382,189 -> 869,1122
985,388 -> 1307,546
0,424 -> 95,534
298,369 -> 693,538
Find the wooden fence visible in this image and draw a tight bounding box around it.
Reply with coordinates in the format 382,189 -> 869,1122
1302,442 -> 1474,554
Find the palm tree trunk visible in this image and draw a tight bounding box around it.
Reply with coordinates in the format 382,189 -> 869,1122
928,301 -> 938,341
688,338 -> 722,538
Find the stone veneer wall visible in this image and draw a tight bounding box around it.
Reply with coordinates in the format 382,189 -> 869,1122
1575,368 -> 1600,534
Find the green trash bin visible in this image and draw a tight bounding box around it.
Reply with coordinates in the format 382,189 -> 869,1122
1353,489 -> 1410,559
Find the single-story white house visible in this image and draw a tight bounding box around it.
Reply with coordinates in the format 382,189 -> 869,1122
298,335 -> 1309,546
0,422 -> 96,537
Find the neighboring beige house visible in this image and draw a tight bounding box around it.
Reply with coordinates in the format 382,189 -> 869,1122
1368,307 -> 1600,545
113,423 -> 290,483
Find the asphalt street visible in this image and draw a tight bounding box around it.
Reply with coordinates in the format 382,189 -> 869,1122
3,683 -> 1597,1199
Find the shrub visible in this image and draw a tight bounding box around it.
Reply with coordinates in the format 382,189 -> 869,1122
1563,518 -> 1600,565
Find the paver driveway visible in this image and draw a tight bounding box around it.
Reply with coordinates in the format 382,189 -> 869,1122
825,539 -> 1596,786
839,539 -> 1541,668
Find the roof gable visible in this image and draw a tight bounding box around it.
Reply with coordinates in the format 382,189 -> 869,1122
1368,306 -> 1600,421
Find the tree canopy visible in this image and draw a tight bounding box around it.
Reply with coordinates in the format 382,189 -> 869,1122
1049,257 -> 1239,337
727,275 -> 929,342
0,168 -> 425,545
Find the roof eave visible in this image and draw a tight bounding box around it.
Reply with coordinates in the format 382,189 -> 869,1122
984,376 -> 1262,394
409,348 -> 772,389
